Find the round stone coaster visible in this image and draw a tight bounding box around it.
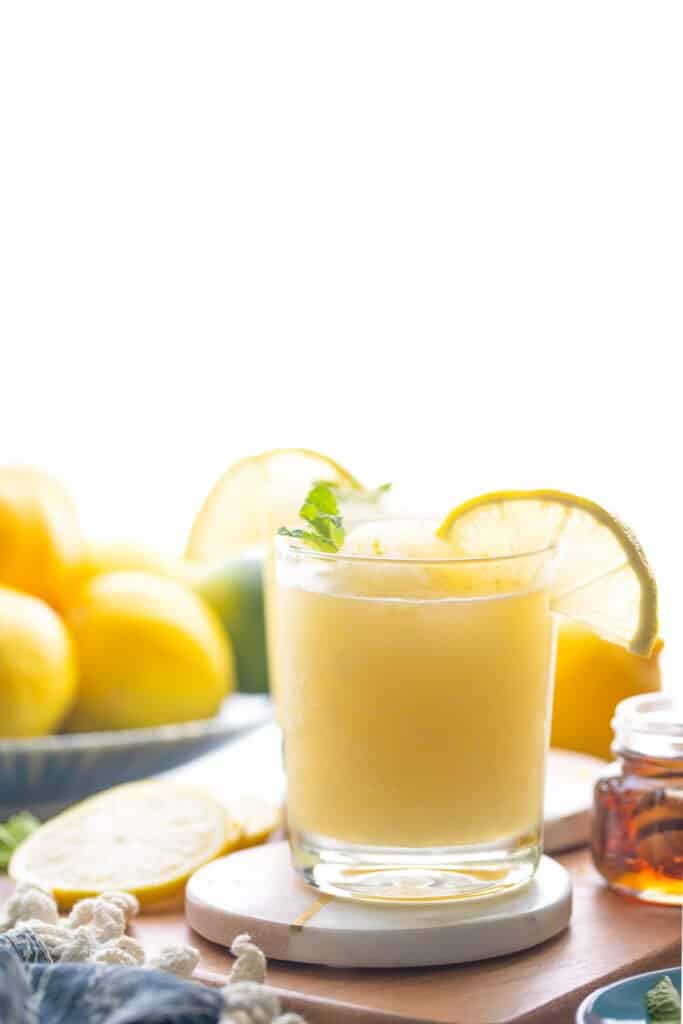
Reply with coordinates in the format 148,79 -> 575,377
186,841 -> 572,968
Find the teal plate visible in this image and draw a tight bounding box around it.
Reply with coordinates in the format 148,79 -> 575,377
576,967 -> 681,1023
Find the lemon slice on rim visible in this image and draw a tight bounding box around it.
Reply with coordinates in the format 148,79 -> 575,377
437,490 -> 658,656
9,781 -> 242,909
187,448 -> 362,562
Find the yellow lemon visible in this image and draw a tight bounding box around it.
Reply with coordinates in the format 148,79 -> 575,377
551,621 -> 662,760
9,780 -> 242,908
186,447 -> 362,562
225,794 -> 282,849
64,571 -> 233,732
186,449 -> 363,695
75,541 -> 190,586
0,585 -> 77,737
0,466 -> 84,610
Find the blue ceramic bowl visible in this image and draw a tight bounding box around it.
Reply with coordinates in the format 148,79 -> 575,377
576,967 -> 681,1023
0,694 -> 271,820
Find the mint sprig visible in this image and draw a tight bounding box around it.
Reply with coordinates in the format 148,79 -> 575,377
316,480 -> 391,504
646,976 -> 681,1023
0,812 -> 40,870
279,482 -> 346,553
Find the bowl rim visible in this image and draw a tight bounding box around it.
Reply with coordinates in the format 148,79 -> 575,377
575,965 -> 681,1023
0,694 -> 271,753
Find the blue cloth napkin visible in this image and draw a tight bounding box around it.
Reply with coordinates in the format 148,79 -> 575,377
0,929 -> 224,1024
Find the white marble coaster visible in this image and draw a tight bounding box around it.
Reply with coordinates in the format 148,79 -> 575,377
186,841 -> 572,968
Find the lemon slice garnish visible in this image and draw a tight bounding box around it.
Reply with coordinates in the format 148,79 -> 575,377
9,781 -> 242,909
437,490 -> 658,656
186,448 -> 362,562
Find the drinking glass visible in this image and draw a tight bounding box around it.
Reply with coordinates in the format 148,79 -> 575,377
274,535 -> 557,902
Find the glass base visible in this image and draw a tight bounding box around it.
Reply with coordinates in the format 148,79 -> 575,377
290,826 -> 541,903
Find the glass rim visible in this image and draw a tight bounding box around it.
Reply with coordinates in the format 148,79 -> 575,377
274,533 -> 558,567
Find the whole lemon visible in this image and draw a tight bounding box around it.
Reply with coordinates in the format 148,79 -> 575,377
0,585 -> 77,737
65,572 -> 233,731
0,466 -> 84,610
551,621 -> 662,761
75,541 -> 190,587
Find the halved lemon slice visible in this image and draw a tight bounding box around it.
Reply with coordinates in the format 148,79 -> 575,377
437,490 -> 658,656
187,448 -> 362,562
9,781 -> 242,909
227,794 -> 282,849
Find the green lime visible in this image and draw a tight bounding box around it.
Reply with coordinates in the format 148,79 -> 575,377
194,558 -> 269,694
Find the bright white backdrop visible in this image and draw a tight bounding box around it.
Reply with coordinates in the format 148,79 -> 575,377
1,3 -> 681,680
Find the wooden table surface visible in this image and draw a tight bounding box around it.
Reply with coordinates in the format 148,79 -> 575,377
133,848 -> 679,1024
1,731 -> 680,1022
3,851 -> 679,1019
5,849 -> 669,1024
1,849 -> 679,1023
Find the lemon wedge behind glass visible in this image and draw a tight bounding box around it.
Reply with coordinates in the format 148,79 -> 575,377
186,448 -> 362,562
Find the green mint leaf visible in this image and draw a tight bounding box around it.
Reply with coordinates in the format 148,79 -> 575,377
0,812 -> 40,870
315,480 -> 392,504
646,976 -> 681,1023
300,482 -> 340,520
278,526 -> 339,553
278,481 -> 346,552
308,515 -> 345,549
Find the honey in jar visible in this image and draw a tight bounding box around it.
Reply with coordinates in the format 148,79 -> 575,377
592,693 -> 683,905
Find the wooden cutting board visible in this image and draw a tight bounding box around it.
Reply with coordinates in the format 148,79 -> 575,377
2,738 -> 676,1022
0,851 -> 679,1024
166,731 -> 679,1021
96,848 -> 678,1024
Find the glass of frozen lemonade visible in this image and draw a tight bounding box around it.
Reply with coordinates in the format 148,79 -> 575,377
275,509 -> 558,902
265,484 -> 390,709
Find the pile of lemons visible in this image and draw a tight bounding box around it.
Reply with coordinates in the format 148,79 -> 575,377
0,451 -> 359,738
1,454 -> 664,761
0,466 -> 232,737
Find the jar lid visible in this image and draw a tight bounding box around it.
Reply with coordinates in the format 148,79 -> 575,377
612,693 -> 683,758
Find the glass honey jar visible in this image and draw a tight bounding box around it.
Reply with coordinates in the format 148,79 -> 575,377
592,693 -> 683,905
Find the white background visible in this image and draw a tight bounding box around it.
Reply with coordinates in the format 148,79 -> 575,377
1,3 -> 681,679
